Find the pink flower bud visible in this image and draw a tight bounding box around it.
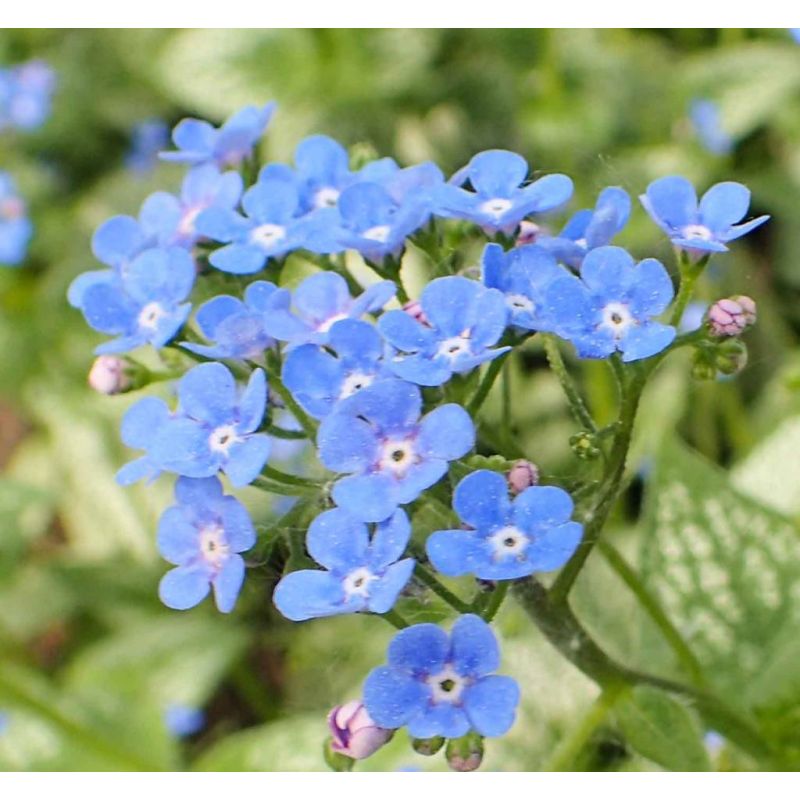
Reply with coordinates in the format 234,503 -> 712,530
88,356 -> 131,395
708,296 -> 757,337
403,299 -> 429,326
516,221 -> 541,246
507,460 -> 539,494
328,701 -> 393,760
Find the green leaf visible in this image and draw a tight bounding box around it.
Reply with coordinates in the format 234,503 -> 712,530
642,437 -> 800,698
615,686 -> 710,772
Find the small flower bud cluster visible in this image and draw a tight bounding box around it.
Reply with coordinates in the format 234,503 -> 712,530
708,295 -> 756,337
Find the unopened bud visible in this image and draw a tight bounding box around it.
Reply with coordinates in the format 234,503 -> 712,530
708,296 -> 757,337
412,735 -> 445,756
327,701 -> 393,760
715,339 -> 748,376
516,221 -> 541,246
569,432 -> 600,460
88,356 -> 132,395
507,460 -> 539,494
403,299 -> 429,326
445,732 -> 484,772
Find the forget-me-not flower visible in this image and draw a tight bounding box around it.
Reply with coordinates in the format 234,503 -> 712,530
363,614 -> 520,739
545,246 -> 676,362
164,705 -> 206,738
263,271 -> 395,348
273,508 -> 415,621
158,476 -> 256,613
481,243 -> 571,331
0,60 -> 55,131
0,172 -> 33,266
640,176 -> 769,254
538,187 -> 631,268
116,396 -> 172,486
436,149 -> 573,233
160,103 -> 276,168
688,100 -> 733,157
378,276 -> 509,386
282,318 -> 393,418
125,118 -> 170,174
426,469 -> 582,580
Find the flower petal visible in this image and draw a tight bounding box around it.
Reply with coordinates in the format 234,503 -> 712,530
363,667 -> 428,729
453,470 -> 510,529
159,566 -> 210,610
306,508 -> 369,571
451,613 -> 500,677
416,404 -> 475,460
463,675 -> 520,737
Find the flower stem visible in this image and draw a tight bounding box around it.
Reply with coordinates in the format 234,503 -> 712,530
467,353 -> 510,416
413,561 -> 472,613
265,365 -> 318,440
479,581 -> 509,622
542,334 -> 597,432
261,464 -> 324,489
669,252 -> 708,328
381,609 -> 410,629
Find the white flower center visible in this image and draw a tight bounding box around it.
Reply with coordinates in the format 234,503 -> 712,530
506,293 -> 534,314
362,225 -> 391,243
250,223 -> 286,249
138,301 -> 167,330
342,567 -> 375,599
379,438 -> 416,476
199,523 -> 230,569
600,302 -> 635,339
178,206 -> 203,236
317,312 -> 349,334
427,666 -> 468,704
480,197 -> 513,217
314,186 -> 341,209
488,525 -> 530,559
208,424 -> 241,454
339,371 -> 374,399
681,223 -> 713,241
436,333 -> 471,360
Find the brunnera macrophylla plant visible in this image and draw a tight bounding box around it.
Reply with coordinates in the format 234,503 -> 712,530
69,101 -> 768,772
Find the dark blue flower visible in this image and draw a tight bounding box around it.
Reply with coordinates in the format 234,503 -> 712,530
160,103 -> 276,168
538,187 -> 631,268
157,476 -> 255,613
481,243 -> 571,331
282,318 -> 393,418
363,614 -> 519,739
125,118 -> 170,175
273,508 -> 415,620
640,176 -> 769,254
139,165 -> 243,248
196,177 -> 333,274
318,379 -> 474,522
688,100 -> 733,157
427,470 -> 582,580
164,704 -> 205,738
183,280 -> 282,361
378,276 -> 509,386
0,60 -> 55,131
0,172 -> 33,267
436,150 -> 573,233
71,247 -> 195,354
148,363 -> 271,487
263,271 -> 395,348
545,246 -> 676,362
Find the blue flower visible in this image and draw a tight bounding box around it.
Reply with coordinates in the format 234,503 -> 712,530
147,363 -> 271,487
537,187 -> 631,268
544,246 -> 676,362
164,704 -> 206,738
790,29 -> 800,44
436,150 -> 573,233
481,243 -> 571,331
318,379 -> 474,522
157,476 -> 255,613
688,100 -> 733,157
160,103 -> 276,168
196,177 -> 333,274
263,271 -> 395,348
640,176 -> 769,254
378,276 -> 509,386
182,280 -> 282,361
363,614 -> 519,739
116,396 -> 173,486
426,470 -> 582,580
0,172 -> 33,267
0,60 -> 55,131
125,118 -> 170,174
273,508 -> 415,620
0,711 -> 9,735
282,318 -> 393,418
139,165 -> 243,248
71,247 -> 195,354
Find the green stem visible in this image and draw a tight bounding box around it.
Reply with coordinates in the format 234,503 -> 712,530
264,423 -> 307,440
598,539 -> 706,687
413,561 -> 472,613
251,475 -> 318,497
480,581 -> 509,622
542,334 -> 597,432
467,353 -> 510,416
669,252 -> 708,328
511,577 -> 770,761
261,465 -> 323,489
381,609 -> 410,629
265,366 -> 318,440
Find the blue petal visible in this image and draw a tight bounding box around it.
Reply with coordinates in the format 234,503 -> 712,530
420,276 -> 481,337
67,269 -> 115,309
282,346 -> 341,417
120,397 -> 170,448
363,667 -> 428,728
619,322 -> 676,362
338,182 -> 397,229
463,676 -> 520,737
699,182 -> 751,232
368,510 -> 412,570
580,246 -> 636,297
426,529 -> 481,577
467,150 -> 528,196
174,475 -> 224,509
348,280 -> 397,317
178,363 -> 237,424
379,311 -> 436,352
195,207 -> 251,243
515,173 -> 574,214
92,215 -> 146,266
242,180 -> 299,224
394,459 -> 449,505
219,496 -> 257,552
329,318 -> 383,367
157,506 -> 199,565
212,554 -> 246,613
293,272 -> 351,323
238,369 -> 268,432
641,176 -> 697,231
722,215 -> 770,242
387,623 -> 449,673
81,283 -> 135,334
451,614 -> 500,677
209,243 -> 267,275
468,288 -> 509,349
151,418 -> 216,477
337,379 -> 421,434
195,295 -> 244,339
407,703 -> 471,740
170,118 -> 216,156
245,280 -> 282,313
159,566 -> 210,610
139,191 -> 182,242
331,473 -> 398,522
225,435 -> 271,487
306,508 -> 369,571
367,559 -> 415,614
527,521 -> 583,572
481,243 -> 506,290
627,258 -> 674,317
389,353 -> 453,387
453,470 -> 510,529
512,485 -> 575,530
417,404 -> 475,460
295,134 -> 349,184
273,570 -> 354,621
318,414 -> 378,473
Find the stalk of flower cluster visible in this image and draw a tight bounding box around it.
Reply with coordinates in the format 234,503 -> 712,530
669,251 -> 709,327
541,334 -> 597,433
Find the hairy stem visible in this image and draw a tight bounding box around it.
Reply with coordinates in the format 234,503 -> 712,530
467,353 -> 510,416
542,334 -> 597,432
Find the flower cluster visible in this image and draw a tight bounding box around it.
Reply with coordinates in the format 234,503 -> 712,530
0,60 -> 55,132
70,100 -> 768,770
0,172 -> 33,267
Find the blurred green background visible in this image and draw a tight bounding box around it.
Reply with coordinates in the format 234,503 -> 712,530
2,29 -> 800,771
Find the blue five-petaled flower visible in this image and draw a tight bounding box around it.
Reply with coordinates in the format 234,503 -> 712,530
0,171 -> 33,267
158,476 -> 256,613
272,508 -> 415,621
427,470 -> 582,580
318,379 -> 475,522
364,614 -> 520,739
